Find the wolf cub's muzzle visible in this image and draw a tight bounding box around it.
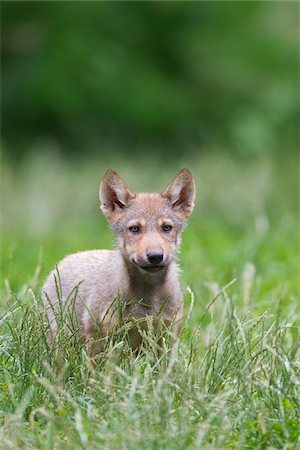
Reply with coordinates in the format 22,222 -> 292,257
147,252 -> 164,265
141,252 -> 165,272
133,252 -> 167,273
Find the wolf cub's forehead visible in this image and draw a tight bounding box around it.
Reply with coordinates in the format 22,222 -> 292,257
125,193 -> 172,219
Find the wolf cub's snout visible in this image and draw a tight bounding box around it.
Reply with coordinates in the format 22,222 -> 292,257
42,168 -> 195,355
147,252 -> 163,265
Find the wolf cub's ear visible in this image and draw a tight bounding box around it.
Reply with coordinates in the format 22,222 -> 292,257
100,170 -> 135,222
161,168 -> 195,218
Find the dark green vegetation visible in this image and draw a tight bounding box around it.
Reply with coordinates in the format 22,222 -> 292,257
1,153 -> 299,449
1,2 -> 298,159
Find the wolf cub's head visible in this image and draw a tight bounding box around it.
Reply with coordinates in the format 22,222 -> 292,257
100,169 -> 195,273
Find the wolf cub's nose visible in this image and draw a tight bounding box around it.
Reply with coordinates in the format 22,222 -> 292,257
147,252 -> 164,265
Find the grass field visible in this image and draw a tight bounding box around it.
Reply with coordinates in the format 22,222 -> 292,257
1,151 -> 299,449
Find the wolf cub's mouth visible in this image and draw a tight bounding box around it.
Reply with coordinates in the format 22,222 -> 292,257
140,265 -> 166,273
132,259 -> 166,273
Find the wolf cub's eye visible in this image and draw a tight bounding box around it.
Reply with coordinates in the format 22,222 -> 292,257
162,224 -> 173,233
129,225 -> 140,234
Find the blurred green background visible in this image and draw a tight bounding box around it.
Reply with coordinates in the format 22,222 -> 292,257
1,1 -> 299,305
2,1 -> 298,159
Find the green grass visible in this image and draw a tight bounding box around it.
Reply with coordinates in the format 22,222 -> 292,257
1,151 -> 299,449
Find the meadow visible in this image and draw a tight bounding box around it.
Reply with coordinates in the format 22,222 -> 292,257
0,151 -> 299,449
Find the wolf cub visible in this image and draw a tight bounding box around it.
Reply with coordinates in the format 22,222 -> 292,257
42,169 -> 195,355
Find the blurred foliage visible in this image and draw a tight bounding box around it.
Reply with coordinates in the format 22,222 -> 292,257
1,1 -> 299,159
